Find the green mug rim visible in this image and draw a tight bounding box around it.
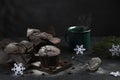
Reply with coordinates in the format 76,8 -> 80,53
68,26 -> 91,33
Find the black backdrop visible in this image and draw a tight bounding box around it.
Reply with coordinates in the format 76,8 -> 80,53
0,0 -> 119,38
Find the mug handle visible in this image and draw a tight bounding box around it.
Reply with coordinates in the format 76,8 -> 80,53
65,32 -> 69,43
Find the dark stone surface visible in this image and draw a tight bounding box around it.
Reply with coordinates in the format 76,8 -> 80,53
0,37 -> 120,80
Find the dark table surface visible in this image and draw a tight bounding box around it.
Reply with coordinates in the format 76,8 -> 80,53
0,37 -> 120,80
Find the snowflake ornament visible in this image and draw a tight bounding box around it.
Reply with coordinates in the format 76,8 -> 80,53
74,45 -> 86,55
11,63 -> 26,76
109,44 -> 120,56
110,71 -> 120,77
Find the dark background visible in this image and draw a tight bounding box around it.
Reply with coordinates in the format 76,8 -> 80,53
0,0 -> 119,38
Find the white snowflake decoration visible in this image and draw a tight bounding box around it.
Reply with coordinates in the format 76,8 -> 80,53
11,63 -> 26,76
110,71 -> 120,77
74,45 -> 86,55
109,44 -> 120,56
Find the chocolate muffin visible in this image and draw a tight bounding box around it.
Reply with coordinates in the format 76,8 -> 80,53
38,45 -> 60,68
4,42 -> 29,67
26,28 -> 61,52
4,42 -> 26,54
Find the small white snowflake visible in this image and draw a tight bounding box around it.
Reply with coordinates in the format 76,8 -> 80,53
110,71 -> 120,77
11,63 -> 26,76
109,44 -> 120,56
74,45 -> 86,55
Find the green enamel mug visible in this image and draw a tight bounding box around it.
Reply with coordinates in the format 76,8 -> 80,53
65,26 -> 91,50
